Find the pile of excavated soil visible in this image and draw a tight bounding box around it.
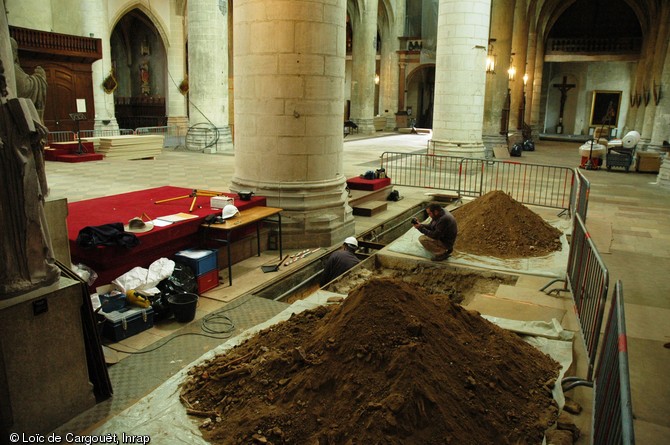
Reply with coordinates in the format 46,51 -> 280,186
180,278 -> 560,444
452,190 -> 563,259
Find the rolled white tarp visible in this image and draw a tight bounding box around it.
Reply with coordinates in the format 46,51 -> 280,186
622,131 -> 641,149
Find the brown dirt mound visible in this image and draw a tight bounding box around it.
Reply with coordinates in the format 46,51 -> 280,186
452,190 -> 563,258
180,277 -> 560,444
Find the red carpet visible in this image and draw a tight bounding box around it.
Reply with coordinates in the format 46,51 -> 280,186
68,186 -> 266,287
346,176 -> 391,191
46,141 -> 103,162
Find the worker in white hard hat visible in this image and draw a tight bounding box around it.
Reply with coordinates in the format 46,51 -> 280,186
321,236 -> 361,285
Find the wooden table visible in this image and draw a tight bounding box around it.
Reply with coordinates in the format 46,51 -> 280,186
202,206 -> 283,286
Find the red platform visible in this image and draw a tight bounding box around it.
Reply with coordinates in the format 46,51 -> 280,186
68,186 -> 266,287
46,141 -> 103,163
346,176 -> 391,191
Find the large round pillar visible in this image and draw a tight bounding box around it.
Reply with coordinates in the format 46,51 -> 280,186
188,0 -> 232,153
231,0 -> 354,248
482,0 -> 514,149
430,0 -> 491,158
166,1 -> 188,132
349,0 -> 378,134
76,0 -> 118,131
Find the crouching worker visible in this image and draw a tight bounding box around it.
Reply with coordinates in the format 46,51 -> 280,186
412,202 -> 458,261
321,236 -> 361,285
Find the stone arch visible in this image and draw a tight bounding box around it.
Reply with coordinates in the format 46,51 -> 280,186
109,2 -> 170,49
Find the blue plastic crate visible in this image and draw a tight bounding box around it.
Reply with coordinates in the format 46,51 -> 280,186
174,248 -> 218,276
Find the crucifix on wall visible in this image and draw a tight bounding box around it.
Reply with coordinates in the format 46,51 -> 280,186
552,76 -> 576,133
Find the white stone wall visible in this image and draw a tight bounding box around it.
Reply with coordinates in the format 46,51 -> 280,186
5,0 -> 53,31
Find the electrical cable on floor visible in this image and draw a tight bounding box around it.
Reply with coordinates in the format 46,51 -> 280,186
103,294 -> 255,355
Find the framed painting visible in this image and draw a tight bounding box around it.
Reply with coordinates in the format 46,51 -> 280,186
590,90 -> 622,127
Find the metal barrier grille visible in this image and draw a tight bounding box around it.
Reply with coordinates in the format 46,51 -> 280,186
47,131 -> 75,145
574,169 -> 590,222
380,152 -> 462,192
592,281 -> 635,445
380,152 -> 575,213
79,129 -> 134,139
136,125 -> 185,148
566,213 -> 609,382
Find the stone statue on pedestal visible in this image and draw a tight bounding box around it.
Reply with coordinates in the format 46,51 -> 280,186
0,58 -> 60,297
11,37 -> 47,124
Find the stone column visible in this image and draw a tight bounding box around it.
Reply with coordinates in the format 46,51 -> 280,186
166,1 -> 188,132
508,0 -> 528,134
650,23 -> 670,150
349,0 -> 377,134
379,21 -> 400,130
529,37 -> 544,140
77,0 -> 118,131
188,0 -> 232,153
231,0 -> 354,248
482,0 -> 514,149
430,0 -> 491,158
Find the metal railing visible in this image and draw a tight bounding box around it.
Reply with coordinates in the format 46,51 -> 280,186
136,125 -> 185,148
591,281 -> 636,444
380,152 -> 462,192
543,213 -> 609,383
380,152 -> 576,213
47,131 -> 76,145
79,129 -> 134,139
573,168 -> 590,222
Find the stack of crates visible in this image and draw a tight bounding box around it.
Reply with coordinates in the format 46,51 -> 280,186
174,248 -> 219,294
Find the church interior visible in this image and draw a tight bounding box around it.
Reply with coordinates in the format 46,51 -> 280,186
1,0 -> 669,443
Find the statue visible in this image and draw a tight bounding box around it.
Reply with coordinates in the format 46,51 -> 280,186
0,58 -> 60,297
11,37 -> 48,124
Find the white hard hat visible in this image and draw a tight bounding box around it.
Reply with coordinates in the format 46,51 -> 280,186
221,204 -> 240,220
344,236 -> 358,249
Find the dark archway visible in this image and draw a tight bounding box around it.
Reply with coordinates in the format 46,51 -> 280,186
406,64 -> 435,128
110,9 -> 167,129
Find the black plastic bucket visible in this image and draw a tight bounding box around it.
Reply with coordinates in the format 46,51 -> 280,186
167,293 -> 199,322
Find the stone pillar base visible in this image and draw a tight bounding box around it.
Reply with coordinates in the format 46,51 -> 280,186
167,116 -> 189,133
482,134 -> 507,159
657,158 -> 670,189
94,118 -> 119,132
353,117 -> 376,134
428,139 -> 487,158
230,175 -> 356,249
187,125 -> 233,154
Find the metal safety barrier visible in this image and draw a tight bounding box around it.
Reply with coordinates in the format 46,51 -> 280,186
543,213 -> 609,382
79,128 -> 134,139
459,158 -> 575,211
573,168 -> 590,223
136,125 -> 185,148
380,152 -> 576,213
379,152 -> 463,193
47,131 -> 75,145
592,281 -> 635,444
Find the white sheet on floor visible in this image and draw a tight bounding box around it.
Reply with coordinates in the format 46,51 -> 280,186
387,222 -> 570,278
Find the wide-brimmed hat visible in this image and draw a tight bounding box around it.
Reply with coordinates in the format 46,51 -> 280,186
124,214 -> 154,233
221,204 -> 240,220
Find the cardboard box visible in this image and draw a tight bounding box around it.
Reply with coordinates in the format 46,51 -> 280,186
636,151 -> 662,173
210,196 -> 234,209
